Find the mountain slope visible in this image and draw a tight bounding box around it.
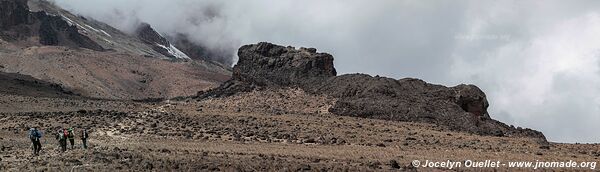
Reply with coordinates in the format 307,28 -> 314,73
0,0 -> 231,99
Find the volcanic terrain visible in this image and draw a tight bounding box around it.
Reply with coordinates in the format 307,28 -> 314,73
0,0 -> 599,171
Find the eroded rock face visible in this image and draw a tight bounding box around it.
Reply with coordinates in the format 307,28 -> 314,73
35,12 -> 104,51
0,0 -> 33,40
0,0 -> 31,28
202,42 -> 547,142
135,23 -> 174,58
312,75 -> 544,139
136,23 -> 169,47
454,84 -> 490,118
0,0 -> 103,50
234,42 -> 336,86
203,42 -> 336,97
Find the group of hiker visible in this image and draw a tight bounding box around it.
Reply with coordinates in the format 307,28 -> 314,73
27,127 -> 90,156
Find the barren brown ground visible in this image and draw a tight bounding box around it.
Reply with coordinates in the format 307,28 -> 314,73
0,45 -> 231,100
0,90 -> 599,171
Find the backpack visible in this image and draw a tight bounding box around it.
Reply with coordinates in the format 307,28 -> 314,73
81,130 -> 88,139
63,130 -> 69,138
67,129 -> 75,139
28,129 -> 37,140
58,132 -> 65,140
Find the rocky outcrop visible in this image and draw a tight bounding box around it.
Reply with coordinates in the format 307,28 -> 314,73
34,12 -> 104,51
204,42 -> 336,97
311,75 -> 540,138
202,42 -> 546,142
0,0 -> 32,29
136,23 -> 169,47
454,84 -> 490,118
0,0 -> 34,41
135,23 -> 173,58
0,0 -> 103,50
234,42 -> 336,86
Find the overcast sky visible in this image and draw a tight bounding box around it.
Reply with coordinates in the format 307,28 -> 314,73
51,0 -> 600,143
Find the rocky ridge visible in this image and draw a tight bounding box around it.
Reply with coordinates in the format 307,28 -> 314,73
203,42 -> 547,142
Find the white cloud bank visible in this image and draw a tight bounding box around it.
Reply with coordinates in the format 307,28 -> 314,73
51,0 -> 600,143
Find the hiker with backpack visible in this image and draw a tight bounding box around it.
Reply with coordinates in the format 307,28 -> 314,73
81,128 -> 89,149
56,128 -> 67,152
67,128 -> 75,149
28,127 -> 43,156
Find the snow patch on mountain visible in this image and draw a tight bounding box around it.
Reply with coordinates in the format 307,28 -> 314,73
83,24 -> 111,37
156,43 -> 190,59
61,14 -> 111,38
60,14 -> 75,26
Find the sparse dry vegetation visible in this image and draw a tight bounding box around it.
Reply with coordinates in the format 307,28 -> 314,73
1,92 -> 599,171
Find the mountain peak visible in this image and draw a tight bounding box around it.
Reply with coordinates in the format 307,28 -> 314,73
135,22 -> 190,59
136,22 -> 169,47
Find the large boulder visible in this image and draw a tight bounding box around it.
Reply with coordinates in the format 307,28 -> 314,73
202,42 -> 546,142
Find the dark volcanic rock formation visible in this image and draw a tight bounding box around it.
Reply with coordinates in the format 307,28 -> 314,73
205,42 -> 336,97
135,23 -> 196,60
0,0 -> 103,50
0,0 -> 34,41
135,23 -> 175,58
233,43 -> 336,86
35,12 -> 104,50
314,75 -> 511,137
203,42 -> 546,142
0,0 -> 32,29
136,23 -> 169,47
